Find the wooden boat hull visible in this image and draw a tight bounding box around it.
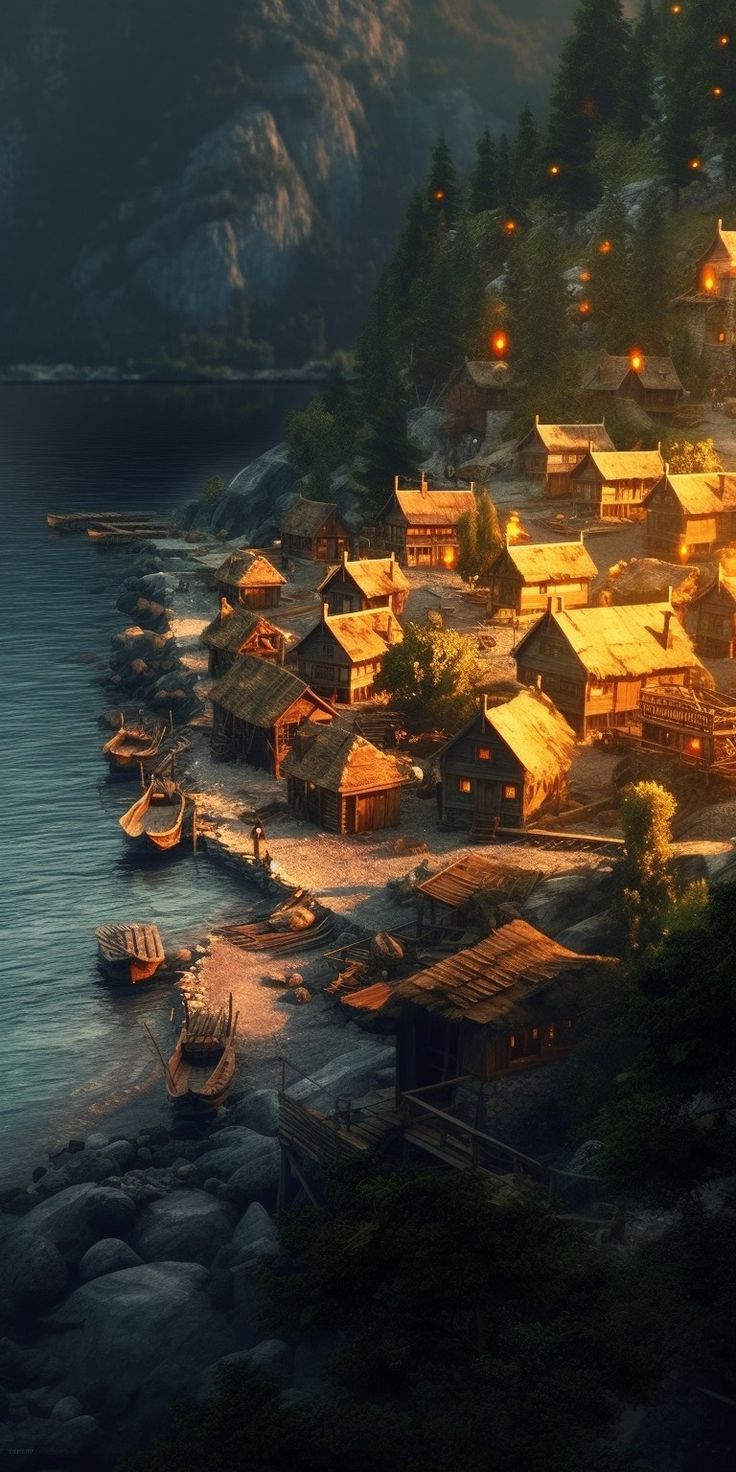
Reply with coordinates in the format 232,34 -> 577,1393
96,922 -> 165,986
102,724 -> 167,775
98,953 -> 164,985
164,996 -> 238,1110
165,1041 -> 237,1109
119,783 -> 186,855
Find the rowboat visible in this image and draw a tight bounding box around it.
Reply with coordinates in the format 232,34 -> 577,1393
164,994 -> 239,1110
119,776 -> 186,854
95,922 -> 165,985
47,510 -> 152,532
102,718 -> 169,775
87,522 -> 171,545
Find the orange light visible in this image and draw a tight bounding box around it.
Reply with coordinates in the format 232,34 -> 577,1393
547,163 -> 561,177
687,737 -> 702,754
442,548 -> 457,567
679,541 -> 689,561
492,332 -> 509,358
505,511 -> 524,544
718,330 -> 727,343
432,189 -> 445,201
704,271 -> 716,291
579,269 -> 591,283
670,3 -> 682,12
581,98 -> 597,118
712,85 -> 724,97
502,219 -> 517,235
688,157 -> 702,170
578,300 -> 591,315
598,239 -> 612,255
719,35 -> 730,47
630,350 -> 644,372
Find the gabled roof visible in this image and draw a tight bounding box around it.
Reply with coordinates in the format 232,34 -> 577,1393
695,220 -> 736,268
416,853 -> 542,910
382,487 -> 477,526
690,570 -> 736,608
201,605 -> 282,653
571,449 -> 665,483
592,557 -> 705,609
215,550 -> 286,588
644,473 -> 736,517
462,359 -> 512,389
515,602 -> 705,680
318,556 -> 410,600
210,652 -> 334,724
475,688 -> 575,787
582,352 -> 683,394
515,420 -> 614,454
384,919 -> 617,1026
282,724 -> 410,794
499,539 -> 597,584
281,497 -> 344,537
298,608 -> 404,663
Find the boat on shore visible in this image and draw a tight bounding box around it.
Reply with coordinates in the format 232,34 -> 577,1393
102,716 -> 170,776
163,994 -> 238,1110
47,510 -> 156,532
87,521 -> 172,545
119,775 -> 187,854
95,922 -> 165,985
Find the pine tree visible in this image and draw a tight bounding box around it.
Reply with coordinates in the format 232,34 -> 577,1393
630,187 -> 670,353
588,192 -> 634,351
469,128 -> 498,215
495,134 -> 512,213
426,135 -> 460,231
545,0 -> 631,224
510,220 -> 577,424
410,239 -> 462,399
658,19 -> 703,207
389,189 -> 432,352
357,361 -> 420,520
355,272 -> 395,425
617,1 -> 657,140
510,105 -> 541,215
686,0 -> 736,186
456,490 -> 503,587
451,214 -> 491,360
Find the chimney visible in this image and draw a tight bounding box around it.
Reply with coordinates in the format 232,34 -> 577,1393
389,551 -> 395,580
342,546 -> 348,567
719,473 -> 726,497
664,460 -> 670,478
579,530 -> 584,544
718,217 -> 723,232
394,474 -> 399,493
661,609 -> 673,650
219,596 -> 233,622
535,673 -> 543,691
534,413 -> 540,426
470,480 -> 475,495
420,471 -> 428,496
322,600 -> 330,623
657,440 -> 662,456
667,584 -> 673,603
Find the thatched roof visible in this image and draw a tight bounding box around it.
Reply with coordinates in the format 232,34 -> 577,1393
416,853 -> 541,910
571,449 -> 665,483
463,359 -> 512,389
645,473 -> 736,517
318,556 -> 409,600
282,724 -> 410,794
215,550 -> 286,588
480,688 -> 576,785
516,602 -> 706,680
386,487 -> 477,526
210,652 -> 334,724
592,558 -> 708,609
583,352 -> 683,394
384,919 -> 617,1026
516,420 -> 614,454
501,539 -> 596,584
201,605 -> 282,653
297,608 -> 404,663
281,497 -> 342,537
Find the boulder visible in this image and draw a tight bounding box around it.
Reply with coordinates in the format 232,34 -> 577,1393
287,1044 -> 395,1105
17,1183 -> 135,1260
131,1189 -> 236,1265
554,908 -> 620,955
0,1413 -> 99,1463
195,1127 -> 279,1184
567,1140 -> 604,1176
211,446 -> 301,540
227,1088 -> 279,1137
100,1139 -> 137,1172
230,1203 -> 279,1267
0,1231 -> 68,1309
51,1395 -> 83,1421
197,1340 -> 288,1402
215,1138 -> 281,1208
79,1239 -> 144,1283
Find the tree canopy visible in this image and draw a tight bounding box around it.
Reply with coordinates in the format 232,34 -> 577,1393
375,622 -> 484,732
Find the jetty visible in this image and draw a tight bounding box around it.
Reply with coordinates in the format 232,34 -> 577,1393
47,509 -> 170,537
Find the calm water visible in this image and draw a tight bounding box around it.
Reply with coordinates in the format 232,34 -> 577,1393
0,382 -> 313,1180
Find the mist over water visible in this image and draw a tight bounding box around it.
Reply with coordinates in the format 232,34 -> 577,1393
0,382 -> 311,1179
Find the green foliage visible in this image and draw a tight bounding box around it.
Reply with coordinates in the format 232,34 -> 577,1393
375,621 -> 484,732
630,187 -> 670,353
510,105 -> 542,216
509,220 -> 578,428
286,398 -> 349,499
588,192 -> 634,351
664,437 -> 724,473
616,0 -> 657,141
670,324 -> 711,397
356,362 -> 419,520
456,489 -> 503,586
202,473 -> 225,505
619,780 -> 677,954
409,238 -> 463,399
469,128 -> 498,214
426,135 -> 460,231
545,0 -> 631,223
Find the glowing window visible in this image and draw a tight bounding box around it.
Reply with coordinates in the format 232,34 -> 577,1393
503,784 -> 518,801
476,746 -> 492,762
457,778 -> 472,794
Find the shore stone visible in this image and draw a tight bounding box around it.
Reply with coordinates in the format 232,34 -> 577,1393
51,1394 -> 83,1421
198,1340 -> 288,1402
131,1189 -> 236,1265
85,1133 -> 109,1151
17,1183 -> 133,1260
101,1139 -> 137,1171
230,1203 -> 279,1266
221,1139 -> 281,1209
0,1231 -> 68,1308
67,1139 -> 85,1155
79,1239 -> 144,1283
227,1089 -> 279,1138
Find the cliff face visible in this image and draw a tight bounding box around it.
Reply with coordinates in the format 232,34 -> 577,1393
0,1 -> 575,364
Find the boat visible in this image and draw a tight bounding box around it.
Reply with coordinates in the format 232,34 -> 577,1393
164,994 -> 239,1110
87,522 -> 171,545
47,510 -> 156,533
102,717 -> 169,776
95,922 -> 165,985
119,775 -> 187,854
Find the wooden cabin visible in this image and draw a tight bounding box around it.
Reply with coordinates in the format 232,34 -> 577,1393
280,498 -> 350,564
201,602 -> 286,677
636,684 -> 736,774
672,219 -> 736,360
582,352 -> 683,418
514,598 -> 706,736
684,569 -> 736,658
488,537 -> 596,617
214,550 -> 286,609
414,853 -> 542,939
438,688 -> 575,832
570,449 -> 665,521
643,471 -> 736,561
283,724 -> 410,834
318,551 -> 410,617
514,418 -> 614,497
386,919 -> 617,1090
209,653 -> 334,777
376,473 -> 476,568
442,359 -> 511,433
291,607 -> 403,706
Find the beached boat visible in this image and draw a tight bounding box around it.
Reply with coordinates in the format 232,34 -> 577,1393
95,922 -> 165,985
165,994 -> 238,1110
87,521 -> 171,545
102,717 -> 169,775
119,776 -> 187,854
47,510 -> 148,532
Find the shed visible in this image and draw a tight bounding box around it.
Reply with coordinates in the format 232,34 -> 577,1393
214,550 -> 286,609
283,723 -> 411,834
570,449 -> 665,520
291,607 -> 403,705
582,352 -> 683,417
637,683 -> 736,771
438,688 -> 576,832
385,919 -> 618,1089
685,568 -> 736,658
488,537 -> 596,616
209,652 -> 334,777
415,853 -> 542,938
201,602 -> 286,677
376,473 -> 477,568
442,359 -> 512,433
514,418 -> 614,496
280,498 -> 350,564
318,552 -> 410,617
592,557 -> 705,614
644,471 -> 736,561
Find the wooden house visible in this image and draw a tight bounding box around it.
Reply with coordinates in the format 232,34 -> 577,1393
672,218 -> 736,360
685,569 -> 736,658
318,551 -> 410,617
280,497 -> 350,564
414,853 -> 542,939
442,359 -> 511,433
291,607 -> 403,705
283,724 -> 410,834
488,537 -> 596,617
582,352 -> 683,417
209,653 -> 334,777
214,550 -> 286,609
386,919 -> 617,1090
514,599 -> 706,736
438,688 -> 575,833
514,418 -> 614,497
635,684 -> 736,774
569,449 -> 665,521
201,602 -> 286,677
643,471 -> 736,561
376,473 -> 477,568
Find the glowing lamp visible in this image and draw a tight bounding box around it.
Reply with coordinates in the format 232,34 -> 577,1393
712,86 -> 724,97
492,331 -> 509,358
598,239 -> 612,255
579,269 -> 591,283
547,163 -> 561,177
679,541 -> 689,561
688,157 -> 702,170
629,350 -> 644,373
578,300 -> 592,315
432,188 -> 445,201
670,3 -> 682,12
502,219 -> 517,235
687,737 -> 702,754
719,35 -> 730,47
442,548 -> 457,567
704,271 -> 716,291
718,330 -> 727,343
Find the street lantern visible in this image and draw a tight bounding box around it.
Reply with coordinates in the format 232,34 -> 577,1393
432,188 -> 445,202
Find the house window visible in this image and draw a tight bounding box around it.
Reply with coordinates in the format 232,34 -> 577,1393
457,778 -> 472,794
503,784 -> 518,801
476,746 -> 492,762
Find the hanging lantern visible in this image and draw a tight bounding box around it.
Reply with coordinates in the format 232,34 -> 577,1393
711,85 -> 724,97
432,188 -> 445,202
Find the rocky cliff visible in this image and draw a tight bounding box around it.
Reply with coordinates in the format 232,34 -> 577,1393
0,1 -> 575,365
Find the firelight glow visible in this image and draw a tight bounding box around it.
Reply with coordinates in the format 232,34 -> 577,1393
630,350 -> 644,372
579,269 -> 591,283
688,157 -> 702,170
598,240 -> 612,254
502,219 -> 517,235
432,189 -> 445,201
492,332 -> 509,357
704,271 -> 716,291
578,300 -> 591,315
547,163 -> 561,176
